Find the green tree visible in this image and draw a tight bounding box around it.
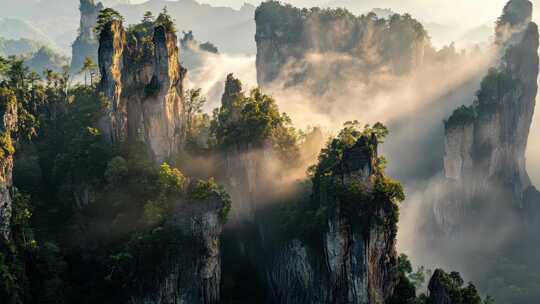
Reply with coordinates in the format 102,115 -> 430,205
95,8 -> 124,36
184,88 -> 206,138
104,156 -> 128,187
155,6 -> 176,32
79,57 -> 97,86
211,74 -> 300,163
142,11 -> 155,24
158,162 -> 186,195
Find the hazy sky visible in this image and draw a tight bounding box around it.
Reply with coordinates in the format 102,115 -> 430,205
129,0 -> 513,27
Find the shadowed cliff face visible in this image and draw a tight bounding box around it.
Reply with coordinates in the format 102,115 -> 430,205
128,192 -> 226,304
438,0 -> 539,234
71,0 -> 104,73
98,20 -> 185,163
0,88 -> 17,241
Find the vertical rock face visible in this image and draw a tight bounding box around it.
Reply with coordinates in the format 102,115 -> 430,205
0,88 -> 18,240
438,0 -> 539,232
129,194 -> 226,304
98,20 -> 126,145
427,270 -> 454,304
98,20 -> 185,163
254,1 -> 429,88
266,135 -> 398,304
98,18 -> 220,304
71,0 -> 104,73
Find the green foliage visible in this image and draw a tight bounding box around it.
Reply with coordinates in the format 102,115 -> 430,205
445,105 -> 476,129
140,162 -> 186,226
0,131 -> 14,160
312,121 -> 384,179
445,68 -> 517,130
255,1 -> 429,75
184,88 -> 207,140
398,253 -> 413,274
188,177 -> 218,200
476,68 -> 517,112
155,7 -> 176,33
158,162 -> 186,195
211,74 -> 300,163
25,47 -> 69,74
104,156 -> 128,187
255,1 -> 305,43
60,127 -> 111,182
282,122 -> 404,242
187,178 -> 232,222
428,269 -> 483,304
10,192 -> 36,250
397,254 -> 428,289
143,197 -> 169,226
142,11 -> 155,24
0,48 -> 234,303
79,57 -> 98,86
106,223 -> 197,295
0,189 -> 70,304
95,8 -> 124,36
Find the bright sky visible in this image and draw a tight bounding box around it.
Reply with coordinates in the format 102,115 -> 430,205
129,0 -> 514,27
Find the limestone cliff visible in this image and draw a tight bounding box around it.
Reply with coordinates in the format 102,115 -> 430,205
265,135 -> 399,304
97,17 -> 224,304
98,19 -> 185,163
425,269 -> 482,304
255,1 -> 429,88
440,0 -> 539,228
0,88 -> 18,240
71,0 -> 104,73
129,190 -> 228,304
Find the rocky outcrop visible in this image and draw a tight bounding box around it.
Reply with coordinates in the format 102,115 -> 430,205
71,0 -> 104,73
425,269 -> 482,304
427,270 -> 455,304
97,16 -> 223,304
265,135 -> 399,304
0,88 -> 18,240
129,191 -> 227,304
254,1 -> 429,88
179,31 -> 219,71
436,0 -> 539,233
98,19 -> 185,163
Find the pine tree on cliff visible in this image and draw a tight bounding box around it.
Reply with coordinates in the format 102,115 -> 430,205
95,8 -> 124,36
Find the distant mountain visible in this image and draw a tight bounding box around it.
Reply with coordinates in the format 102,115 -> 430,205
459,24 -> 493,45
25,47 -> 69,73
0,38 -> 42,57
114,0 -> 257,54
0,0 -> 258,55
0,18 -> 52,44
